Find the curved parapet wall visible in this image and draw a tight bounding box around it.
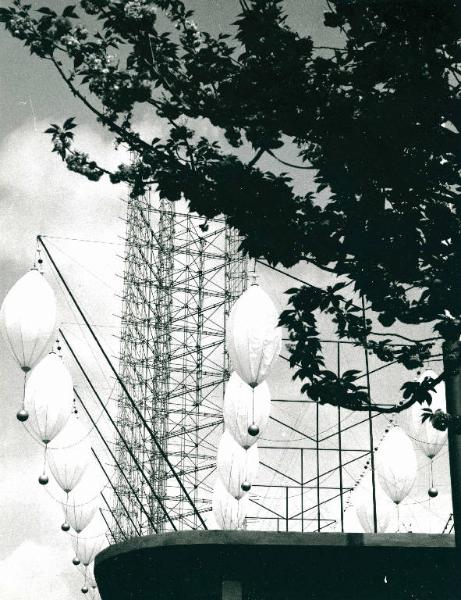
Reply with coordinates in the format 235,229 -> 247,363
95,530 -> 458,600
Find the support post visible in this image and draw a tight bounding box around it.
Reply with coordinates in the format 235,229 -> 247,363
301,449 -> 304,533
442,339 -> 461,547
286,486 -> 289,532
316,401 -> 321,532
337,342 -> 344,532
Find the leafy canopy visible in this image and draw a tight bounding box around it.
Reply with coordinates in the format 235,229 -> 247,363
1,0 -> 460,416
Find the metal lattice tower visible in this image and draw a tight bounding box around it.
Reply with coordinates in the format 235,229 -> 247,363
113,192 -> 248,537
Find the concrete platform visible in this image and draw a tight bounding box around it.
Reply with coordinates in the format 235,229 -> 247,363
95,530 -> 460,600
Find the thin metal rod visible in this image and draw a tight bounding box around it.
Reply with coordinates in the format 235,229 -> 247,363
252,484 -> 353,490
269,415 -> 316,442
99,505 -> 117,543
38,235 -> 206,530
337,342 -> 344,532
286,487 -> 289,532
100,490 -> 128,541
260,461 -> 300,485
303,451 -> 370,486
93,449 -> 141,538
301,449 -> 304,532
60,331 -> 171,529
362,297 -> 378,533
316,401 -> 321,532
74,388 -> 157,533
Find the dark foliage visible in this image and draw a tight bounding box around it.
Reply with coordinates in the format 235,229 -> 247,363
1,0 -> 460,413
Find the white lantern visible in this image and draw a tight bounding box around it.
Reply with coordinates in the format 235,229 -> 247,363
48,417 -> 92,493
223,373 -> 271,449
227,285 -> 282,386
72,517 -> 107,566
217,431 -> 259,499
65,493 -> 99,534
24,353 -> 73,444
353,473 -> 393,533
410,370 -> 448,459
0,270 -> 56,372
86,562 -> 97,589
71,458 -> 106,503
376,426 -> 417,505
212,478 -> 249,530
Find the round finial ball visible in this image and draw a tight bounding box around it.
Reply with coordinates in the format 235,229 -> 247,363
16,408 -> 29,422
81,586 -> 89,594
428,487 -> 439,498
38,474 -> 49,485
241,481 -> 252,492
72,557 -> 80,566
248,424 -> 260,437
61,522 -> 70,532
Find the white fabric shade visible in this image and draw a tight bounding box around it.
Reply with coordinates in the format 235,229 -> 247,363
223,373 -> 271,448
353,473 -> 393,533
64,493 -> 98,534
0,270 -> 56,371
71,518 -> 107,566
226,284 -> 282,386
376,426 -> 417,505
24,353 -> 73,444
212,478 -> 249,530
217,431 -> 259,499
48,417 -> 92,493
86,562 -> 97,589
71,459 -> 106,504
410,370 -> 448,459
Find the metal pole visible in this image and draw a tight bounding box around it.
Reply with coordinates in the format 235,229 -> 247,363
301,449 -> 304,533
99,505 -> 117,544
60,330 -> 171,529
74,388 -> 156,533
442,339 -> 461,547
362,298 -> 378,533
316,401 -> 321,532
100,491 -> 127,541
337,342 -> 344,532
286,487 -> 289,532
93,449 -> 141,538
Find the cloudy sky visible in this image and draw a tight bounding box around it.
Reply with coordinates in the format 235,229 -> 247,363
0,2 -> 130,597
0,2 -> 453,599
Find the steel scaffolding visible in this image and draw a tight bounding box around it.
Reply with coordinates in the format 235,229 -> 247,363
113,193 -> 248,535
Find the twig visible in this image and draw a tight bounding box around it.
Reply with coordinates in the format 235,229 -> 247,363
51,57 -> 153,155
267,149 -> 315,170
369,331 -> 441,344
248,148 -> 265,167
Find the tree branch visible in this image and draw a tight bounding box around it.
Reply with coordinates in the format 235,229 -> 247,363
50,57 -> 153,155
313,45 -> 345,51
248,148 -> 265,167
369,331 -> 441,344
266,149 -> 316,170
353,397 -> 418,414
66,146 -> 115,177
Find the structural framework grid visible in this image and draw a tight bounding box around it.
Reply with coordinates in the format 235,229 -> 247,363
113,192 -> 247,535
109,191 -> 383,539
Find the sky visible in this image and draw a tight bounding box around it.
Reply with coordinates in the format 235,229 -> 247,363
0,2 -> 453,599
